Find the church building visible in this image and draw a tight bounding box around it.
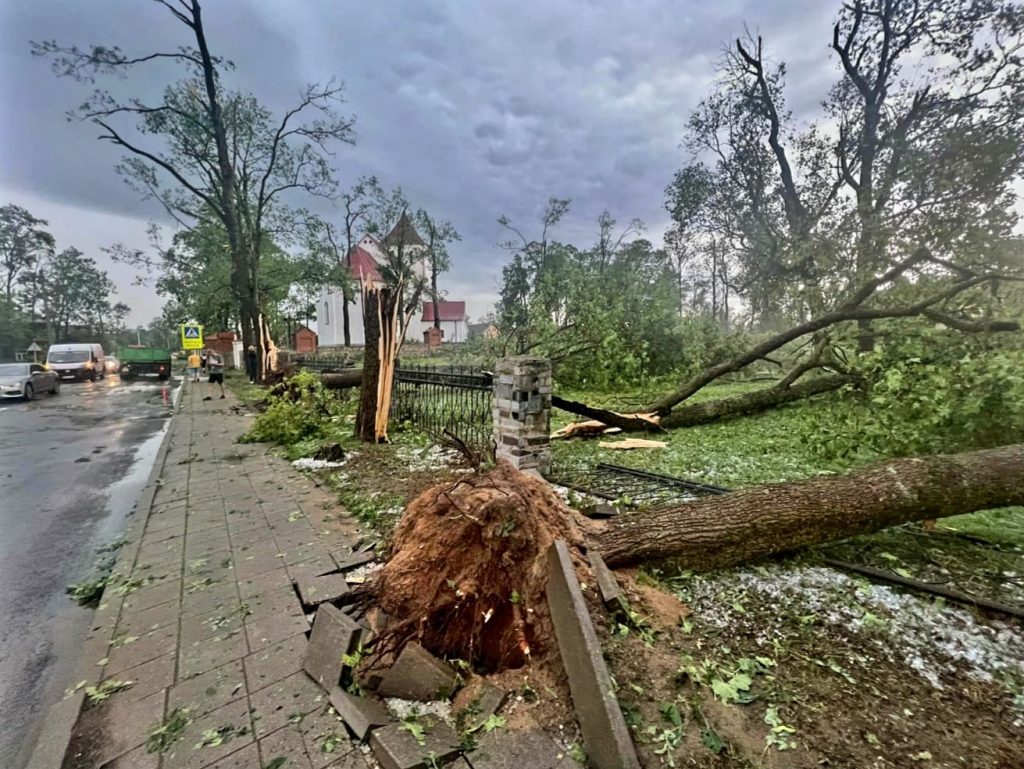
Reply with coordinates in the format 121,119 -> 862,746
316,214 -> 469,347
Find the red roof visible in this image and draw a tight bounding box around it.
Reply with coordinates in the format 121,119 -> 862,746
348,245 -> 381,282
421,301 -> 467,322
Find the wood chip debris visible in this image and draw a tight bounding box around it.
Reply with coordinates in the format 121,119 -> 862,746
597,438 -> 667,450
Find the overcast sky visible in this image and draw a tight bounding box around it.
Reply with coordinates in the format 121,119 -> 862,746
0,0 -> 842,327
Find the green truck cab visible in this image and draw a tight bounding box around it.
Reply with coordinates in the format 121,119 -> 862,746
119,346 -> 172,380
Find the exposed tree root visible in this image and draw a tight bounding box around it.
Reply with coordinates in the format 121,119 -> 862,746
370,462 -> 584,672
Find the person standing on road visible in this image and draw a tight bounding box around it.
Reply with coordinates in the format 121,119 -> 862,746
203,349 -> 225,400
245,345 -> 258,384
187,351 -> 201,382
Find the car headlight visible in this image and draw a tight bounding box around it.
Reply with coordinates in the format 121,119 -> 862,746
84,361 -> 94,369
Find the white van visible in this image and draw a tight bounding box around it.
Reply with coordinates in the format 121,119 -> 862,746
46,343 -> 106,381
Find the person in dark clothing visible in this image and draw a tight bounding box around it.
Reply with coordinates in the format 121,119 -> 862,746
245,345 -> 258,383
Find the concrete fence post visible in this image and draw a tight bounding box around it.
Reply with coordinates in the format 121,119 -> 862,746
492,356 -> 552,475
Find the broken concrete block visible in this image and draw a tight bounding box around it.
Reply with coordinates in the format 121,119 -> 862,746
467,729 -> 577,768
333,549 -> 376,572
587,551 -> 624,609
329,686 -> 391,740
303,603 -> 363,690
378,642 -> 459,701
370,720 -> 461,769
547,540 -> 640,769
452,679 -> 508,732
296,573 -> 351,607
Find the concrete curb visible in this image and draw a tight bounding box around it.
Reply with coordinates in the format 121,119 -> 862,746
24,381 -> 185,769
546,540 -> 640,769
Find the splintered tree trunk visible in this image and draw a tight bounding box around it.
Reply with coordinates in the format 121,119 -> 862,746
596,444 -> 1024,571
356,288 -> 382,442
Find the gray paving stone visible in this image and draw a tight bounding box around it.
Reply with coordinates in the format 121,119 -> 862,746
201,743 -> 260,769
452,679 -> 508,732
116,599 -> 181,635
296,574 -> 350,607
328,687 -> 390,740
331,550 -> 376,572
246,610 -> 309,653
105,625 -> 179,675
112,653 -> 175,701
120,577 -> 181,612
248,671 -> 325,737
466,729 -> 577,769
258,724 -> 314,769
303,604 -> 363,690
161,697 -> 254,769
234,551 -> 288,580
244,632 -> 308,692
245,584 -> 303,620
168,659 -> 246,718
378,643 -> 459,702
546,541 -> 639,769
178,630 -> 249,679
369,720 -> 461,769
299,705 -> 356,768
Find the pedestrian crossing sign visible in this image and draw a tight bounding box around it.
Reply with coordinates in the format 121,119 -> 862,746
180,323 -> 204,350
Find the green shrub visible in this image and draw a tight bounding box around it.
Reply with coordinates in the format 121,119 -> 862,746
241,370 -> 346,446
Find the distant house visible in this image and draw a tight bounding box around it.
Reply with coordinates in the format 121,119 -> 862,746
421,301 -> 469,343
316,215 -> 468,347
468,322 -> 499,340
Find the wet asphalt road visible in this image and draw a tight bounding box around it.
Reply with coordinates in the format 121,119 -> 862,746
0,375 -> 180,769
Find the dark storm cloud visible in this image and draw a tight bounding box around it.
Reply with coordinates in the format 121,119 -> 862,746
0,0 -> 843,323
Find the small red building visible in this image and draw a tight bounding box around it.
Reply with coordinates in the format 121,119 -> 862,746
293,326 -> 318,354
207,331 -> 235,357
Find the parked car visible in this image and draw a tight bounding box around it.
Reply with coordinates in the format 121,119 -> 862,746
46,342 -> 106,381
104,355 -> 121,374
0,362 -> 60,400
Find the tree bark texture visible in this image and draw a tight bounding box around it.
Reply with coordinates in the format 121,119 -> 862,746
356,289 -> 381,442
595,444 -> 1024,571
321,370 -> 363,389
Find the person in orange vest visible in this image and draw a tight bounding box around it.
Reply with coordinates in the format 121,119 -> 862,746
187,350 -> 201,382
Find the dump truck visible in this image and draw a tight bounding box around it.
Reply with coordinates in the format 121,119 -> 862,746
119,346 -> 172,380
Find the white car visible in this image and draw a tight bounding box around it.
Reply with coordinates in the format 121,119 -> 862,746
0,362 -> 60,400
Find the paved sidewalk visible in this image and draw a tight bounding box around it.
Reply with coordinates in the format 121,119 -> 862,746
45,381 -> 374,769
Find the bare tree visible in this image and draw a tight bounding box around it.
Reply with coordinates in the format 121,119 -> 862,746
32,0 -> 355,376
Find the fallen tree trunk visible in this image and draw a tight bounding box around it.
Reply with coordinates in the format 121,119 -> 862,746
551,395 -> 663,433
552,375 -> 850,434
660,374 -> 851,429
321,370 -> 363,389
595,444 -> 1024,570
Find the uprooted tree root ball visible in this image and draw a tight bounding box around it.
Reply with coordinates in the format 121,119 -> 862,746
369,461 -> 584,672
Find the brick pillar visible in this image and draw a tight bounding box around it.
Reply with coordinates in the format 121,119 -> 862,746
493,356 -> 552,475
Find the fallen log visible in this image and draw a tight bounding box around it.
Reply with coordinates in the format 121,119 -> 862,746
595,444 -> 1024,570
321,370 -> 363,389
660,374 -> 851,429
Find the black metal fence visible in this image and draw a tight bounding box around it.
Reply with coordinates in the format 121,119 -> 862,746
390,364 -> 494,455
288,353 -> 358,373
